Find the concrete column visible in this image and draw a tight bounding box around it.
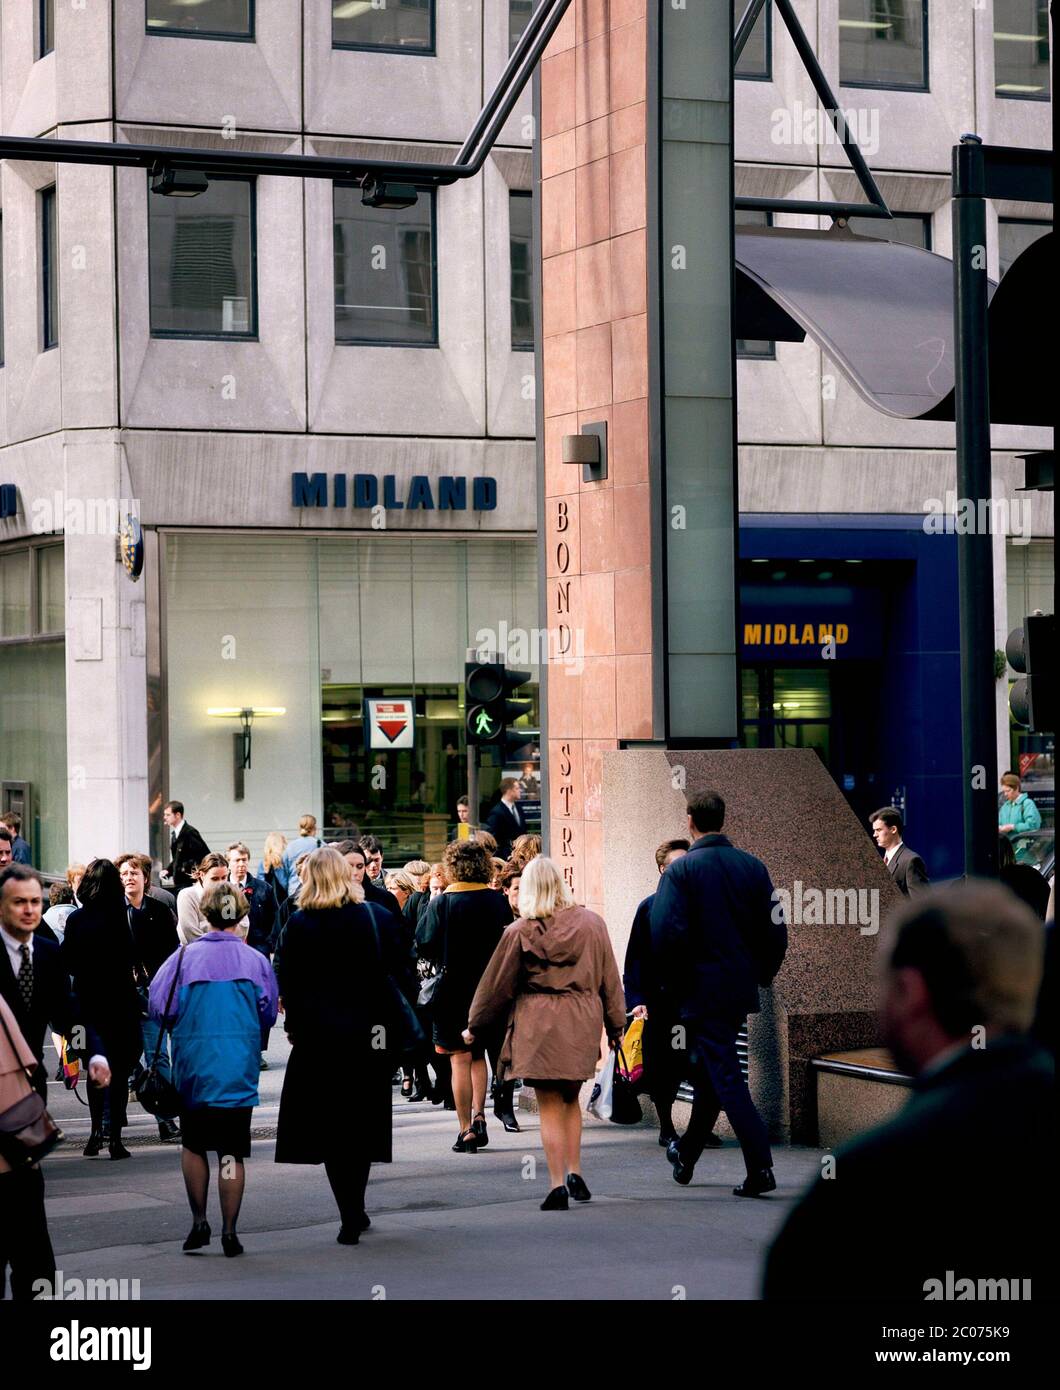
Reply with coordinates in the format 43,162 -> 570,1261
63,432 -> 150,862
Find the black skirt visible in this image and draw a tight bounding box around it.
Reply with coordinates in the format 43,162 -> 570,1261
180,1105 -> 253,1158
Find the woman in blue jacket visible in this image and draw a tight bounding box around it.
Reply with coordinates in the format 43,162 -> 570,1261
149,882 -> 278,1257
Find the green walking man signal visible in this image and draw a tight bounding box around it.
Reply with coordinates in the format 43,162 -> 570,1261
465,657 -> 534,750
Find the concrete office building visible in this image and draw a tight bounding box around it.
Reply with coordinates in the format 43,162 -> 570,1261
0,0 -> 543,873
0,1 -> 1053,883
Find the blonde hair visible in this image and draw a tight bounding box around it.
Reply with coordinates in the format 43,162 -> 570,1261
298,814 -> 318,837
428,861 -> 448,887
517,856 -> 574,921
66,863 -> 87,887
510,833 -> 542,868
262,831 -> 287,872
298,847 -> 364,912
404,859 -> 431,883
385,868 -> 418,897
201,882 -> 249,931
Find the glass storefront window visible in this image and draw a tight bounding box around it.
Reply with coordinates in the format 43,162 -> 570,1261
0,642 -> 67,874
165,534 -> 538,864
0,550 -> 31,637
37,544 -> 64,634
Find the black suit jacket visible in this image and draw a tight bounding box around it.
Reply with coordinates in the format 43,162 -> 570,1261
484,800 -> 524,859
364,877 -> 402,922
763,1038 -> 1056,1300
235,873 -> 278,955
0,930 -> 103,1095
61,906 -> 145,1060
127,895 -> 179,980
650,833 -> 787,1025
887,842 -> 930,896
167,821 -> 211,893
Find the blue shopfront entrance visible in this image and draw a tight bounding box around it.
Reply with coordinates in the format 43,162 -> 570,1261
739,515 -> 962,882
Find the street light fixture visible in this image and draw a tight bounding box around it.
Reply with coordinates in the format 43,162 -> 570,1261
361,180 -> 419,210
206,707 -> 286,799
150,165 -> 209,197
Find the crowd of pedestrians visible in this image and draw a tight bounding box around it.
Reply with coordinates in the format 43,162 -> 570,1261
0,782 -> 1053,1301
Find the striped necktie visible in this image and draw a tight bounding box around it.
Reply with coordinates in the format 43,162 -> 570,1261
17,943 -> 33,1009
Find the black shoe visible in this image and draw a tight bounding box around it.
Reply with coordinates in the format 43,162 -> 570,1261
452,1128 -> 479,1153
221,1233 -> 244,1257
658,1129 -> 678,1148
183,1222 -> 211,1253
443,1097 -> 457,1111
109,1141 -> 132,1161
704,1131 -> 723,1148
471,1113 -> 489,1148
666,1139 -> 695,1186
566,1172 -> 592,1202
408,1084 -> 429,1103
83,1130 -> 104,1157
357,1211 -> 371,1232
733,1168 -> 777,1198
336,1226 -> 360,1245
495,1109 -> 521,1132
540,1186 -> 569,1211
158,1118 -> 181,1144
400,1076 -> 414,1098
430,1089 -> 444,1106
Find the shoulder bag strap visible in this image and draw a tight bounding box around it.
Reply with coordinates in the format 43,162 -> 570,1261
0,1000 -> 37,1085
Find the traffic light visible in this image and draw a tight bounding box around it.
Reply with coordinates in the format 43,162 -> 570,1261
465,659 -> 534,752
1006,612 -> 1055,734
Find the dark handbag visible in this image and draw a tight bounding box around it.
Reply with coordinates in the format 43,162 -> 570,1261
609,1044 -> 644,1125
132,946 -> 185,1119
0,1007 -> 64,1168
367,907 -> 426,1058
417,968 -> 444,1008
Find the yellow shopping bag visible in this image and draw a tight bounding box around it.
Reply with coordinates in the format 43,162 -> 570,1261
618,1017 -> 644,1088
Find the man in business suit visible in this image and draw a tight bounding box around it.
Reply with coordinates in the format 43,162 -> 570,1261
227,842 -> 279,1070
116,852 -> 181,1141
651,789 -> 787,1197
485,778 -> 525,860
870,806 -> 930,896
764,881 -> 1055,1300
0,864 -> 109,1100
0,812 -> 31,864
162,799 -> 210,894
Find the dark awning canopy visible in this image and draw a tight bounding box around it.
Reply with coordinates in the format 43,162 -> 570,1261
734,225 -> 1054,427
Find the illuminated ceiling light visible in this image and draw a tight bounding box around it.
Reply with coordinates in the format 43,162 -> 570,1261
206,707 -> 286,797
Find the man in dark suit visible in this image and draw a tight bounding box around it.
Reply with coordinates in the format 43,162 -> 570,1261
764,881 -> 1055,1300
0,812 -> 31,864
651,789 -> 787,1197
485,778 -> 525,860
870,806 -> 929,895
0,864 -> 109,1099
162,799 -> 210,893
226,842 -> 279,1070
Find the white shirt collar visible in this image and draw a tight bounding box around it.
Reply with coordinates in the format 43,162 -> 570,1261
884,840 -> 904,865
1,923 -> 33,972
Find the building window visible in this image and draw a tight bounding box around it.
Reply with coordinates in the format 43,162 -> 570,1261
735,209 -> 775,359
848,210 -> 931,248
332,0 -> 433,53
998,218 -> 1051,277
509,0 -> 537,54
735,0 -> 771,80
41,187 -> 59,352
149,176 -> 257,339
994,0 -> 1050,99
510,191 -> 534,351
334,186 -> 437,347
839,0 -> 928,91
39,0 -> 54,57
146,0 -> 254,40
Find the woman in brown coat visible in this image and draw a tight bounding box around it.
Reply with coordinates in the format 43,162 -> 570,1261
0,993 -> 58,1299
464,856 -> 626,1211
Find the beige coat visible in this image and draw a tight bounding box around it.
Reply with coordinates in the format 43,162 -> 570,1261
0,993 -> 40,1175
468,905 -> 626,1082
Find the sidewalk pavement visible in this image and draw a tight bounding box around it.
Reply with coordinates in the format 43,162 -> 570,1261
35,1029 -> 824,1301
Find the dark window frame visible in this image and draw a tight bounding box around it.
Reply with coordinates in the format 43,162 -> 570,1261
736,208 -> 776,360
147,173 -> 259,342
735,0 -> 772,82
509,189 -> 534,353
333,184 -> 439,349
332,0 -> 436,57
39,0 -> 54,58
848,209 -> 933,250
993,0 -> 1051,101
145,0 -> 255,43
41,187 -> 59,352
997,216 -> 1052,277
839,0 -> 930,94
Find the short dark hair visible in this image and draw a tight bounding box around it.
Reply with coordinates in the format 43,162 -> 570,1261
443,839 -> 495,886
335,840 -> 364,859
0,811 -> 21,832
114,852 -> 151,877
871,806 -> 904,833
359,834 -> 383,856
499,777 -> 520,797
164,800 -> 185,817
0,863 -> 42,895
456,796 -> 469,809
0,827 -> 12,845
686,790 -> 725,834
74,858 -> 126,914
655,838 -> 690,869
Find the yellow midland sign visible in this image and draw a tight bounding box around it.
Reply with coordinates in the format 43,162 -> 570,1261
744,623 -> 850,646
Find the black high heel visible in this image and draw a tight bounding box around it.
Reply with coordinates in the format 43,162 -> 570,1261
183,1221 -> 211,1253
221,1233 -> 244,1257
452,1128 -> 479,1153
540,1186 -> 569,1211
471,1111 -> 489,1148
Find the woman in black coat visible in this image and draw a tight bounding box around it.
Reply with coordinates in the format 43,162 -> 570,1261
275,848 -> 413,1245
61,859 -> 146,1160
416,840 -> 512,1153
